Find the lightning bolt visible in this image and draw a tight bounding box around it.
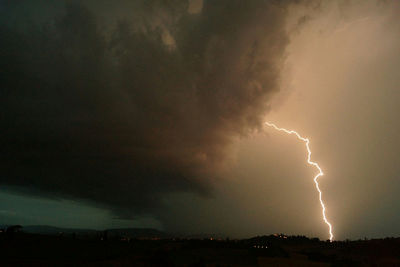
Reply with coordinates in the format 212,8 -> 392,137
265,122 -> 334,242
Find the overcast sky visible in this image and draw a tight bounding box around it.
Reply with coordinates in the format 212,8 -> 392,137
1,0 -> 399,240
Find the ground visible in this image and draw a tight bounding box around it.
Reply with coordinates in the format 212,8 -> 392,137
1,232 -> 399,266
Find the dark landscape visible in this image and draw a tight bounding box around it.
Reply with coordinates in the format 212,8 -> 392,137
2,1 -> 400,266
1,225 -> 399,266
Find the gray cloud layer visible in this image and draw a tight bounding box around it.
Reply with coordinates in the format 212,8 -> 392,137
1,0 -> 292,218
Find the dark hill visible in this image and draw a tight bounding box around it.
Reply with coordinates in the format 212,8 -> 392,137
21,225 -> 166,239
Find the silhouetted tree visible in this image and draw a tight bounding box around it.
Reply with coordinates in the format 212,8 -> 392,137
6,225 -> 22,240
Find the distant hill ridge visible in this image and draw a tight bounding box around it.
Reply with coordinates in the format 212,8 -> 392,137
23,225 -> 98,234
21,225 -> 166,238
2,225 -> 225,239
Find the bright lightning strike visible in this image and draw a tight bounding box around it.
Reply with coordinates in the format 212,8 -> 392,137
265,122 -> 334,242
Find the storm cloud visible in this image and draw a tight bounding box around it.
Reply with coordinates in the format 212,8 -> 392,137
1,0 -> 293,217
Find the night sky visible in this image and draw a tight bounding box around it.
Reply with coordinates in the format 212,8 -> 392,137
1,0 -> 399,240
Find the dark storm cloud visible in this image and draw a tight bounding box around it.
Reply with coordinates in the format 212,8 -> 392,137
1,0 -> 291,217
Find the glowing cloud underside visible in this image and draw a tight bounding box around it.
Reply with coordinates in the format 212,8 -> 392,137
265,122 -> 334,242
